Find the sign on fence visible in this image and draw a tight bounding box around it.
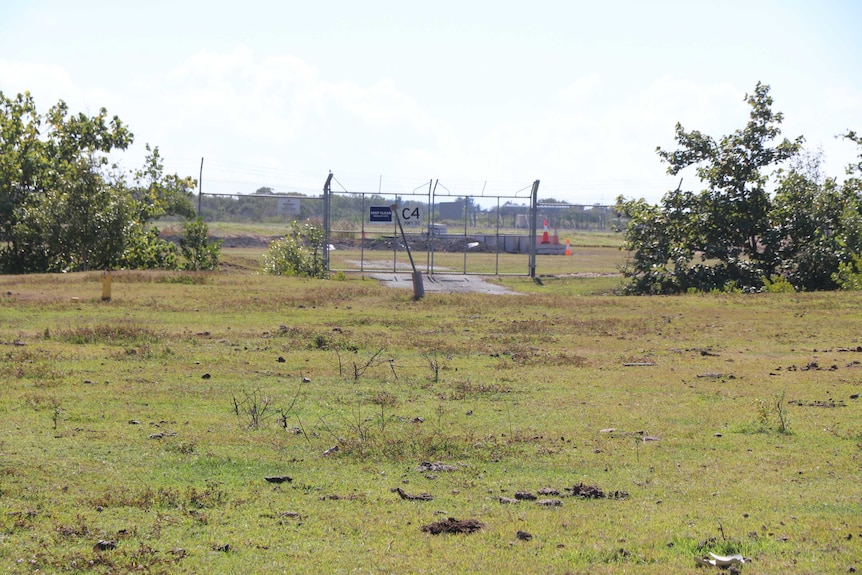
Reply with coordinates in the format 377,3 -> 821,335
370,206 -> 392,223
399,206 -> 422,227
278,197 -> 301,216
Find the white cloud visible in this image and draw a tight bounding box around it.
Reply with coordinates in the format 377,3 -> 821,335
3,46 -> 860,204
556,74 -> 603,105
0,58 -> 80,105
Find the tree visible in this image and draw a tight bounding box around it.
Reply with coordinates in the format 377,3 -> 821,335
0,92 -> 202,273
618,83 -> 803,292
1,98 -> 134,271
128,144 -> 196,222
0,92 -> 45,254
615,191 -> 700,293
762,151 -> 842,290
826,131 -> 862,289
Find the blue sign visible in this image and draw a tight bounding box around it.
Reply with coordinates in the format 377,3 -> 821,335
370,206 -> 392,223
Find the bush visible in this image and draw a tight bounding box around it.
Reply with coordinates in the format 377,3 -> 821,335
762,275 -> 796,293
262,221 -> 327,278
833,253 -> 862,290
180,217 -> 221,271
121,226 -> 179,270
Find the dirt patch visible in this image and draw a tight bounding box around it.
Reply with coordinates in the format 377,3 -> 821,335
417,462 -> 458,472
788,399 -> 846,408
391,487 -> 433,501
421,517 -> 484,535
565,483 -> 630,500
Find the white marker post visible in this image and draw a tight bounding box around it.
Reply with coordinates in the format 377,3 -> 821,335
391,203 -> 425,300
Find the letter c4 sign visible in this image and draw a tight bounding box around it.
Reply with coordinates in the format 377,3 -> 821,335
400,206 -> 422,227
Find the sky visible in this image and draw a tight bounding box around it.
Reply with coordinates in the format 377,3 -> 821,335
1,0 -> 860,205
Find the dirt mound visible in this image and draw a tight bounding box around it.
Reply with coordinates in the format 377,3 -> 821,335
421,517 -> 484,535
565,483 -> 629,500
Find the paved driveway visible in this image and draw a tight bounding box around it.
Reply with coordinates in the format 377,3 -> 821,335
369,273 -> 519,295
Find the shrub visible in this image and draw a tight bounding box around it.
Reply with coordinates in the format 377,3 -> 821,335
180,217 -> 221,271
833,253 -> 862,290
762,275 -> 796,293
262,221 -> 327,278
121,225 -> 179,270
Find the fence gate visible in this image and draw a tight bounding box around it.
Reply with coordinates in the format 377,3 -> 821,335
324,178 -> 541,277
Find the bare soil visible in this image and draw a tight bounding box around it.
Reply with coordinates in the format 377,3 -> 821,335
421,518 -> 485,535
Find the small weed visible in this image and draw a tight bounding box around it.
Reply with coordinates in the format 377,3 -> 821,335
737,389 -> 791,434
774,389 -> 791,433
351,348 -> 390,382
421,349 -> 450,383
51,399 -> 61,430
233,388 -> 276,429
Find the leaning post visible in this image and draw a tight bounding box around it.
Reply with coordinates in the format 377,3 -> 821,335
391,203 -> 425,300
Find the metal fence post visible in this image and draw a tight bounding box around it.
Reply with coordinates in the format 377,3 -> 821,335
323,172 -> 333,273
529,179 -> 540,278
197,157 -> 204,217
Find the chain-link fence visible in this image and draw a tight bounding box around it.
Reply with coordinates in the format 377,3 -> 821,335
199,177 -> 623,277
326,179 -> 540,275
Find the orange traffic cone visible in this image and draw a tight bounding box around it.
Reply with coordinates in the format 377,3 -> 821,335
541,219 -> 550,244
565,238 -> 572,256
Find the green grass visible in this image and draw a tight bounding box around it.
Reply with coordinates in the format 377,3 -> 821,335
0,271 -> 861,574
215,227 -> 628,277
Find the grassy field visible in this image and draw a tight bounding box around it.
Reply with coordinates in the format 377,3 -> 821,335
1,248 -> 861,573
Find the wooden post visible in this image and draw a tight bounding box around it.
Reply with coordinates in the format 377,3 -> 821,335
101,270 -> 112,302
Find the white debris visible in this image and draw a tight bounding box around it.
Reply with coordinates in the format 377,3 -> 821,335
697,552 -> 746,567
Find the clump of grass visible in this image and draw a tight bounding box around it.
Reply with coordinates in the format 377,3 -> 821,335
320,417 -> 477,461
56,321 -> 161,345
3,349 -> 65,385
449,379 -> 511,400
89,481 -> 226,511
313,333 -> 330,349
165,441 -> 196,455
158,273 -> 213,285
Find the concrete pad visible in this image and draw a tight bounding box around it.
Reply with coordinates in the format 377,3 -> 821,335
369,273 -> 519,295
